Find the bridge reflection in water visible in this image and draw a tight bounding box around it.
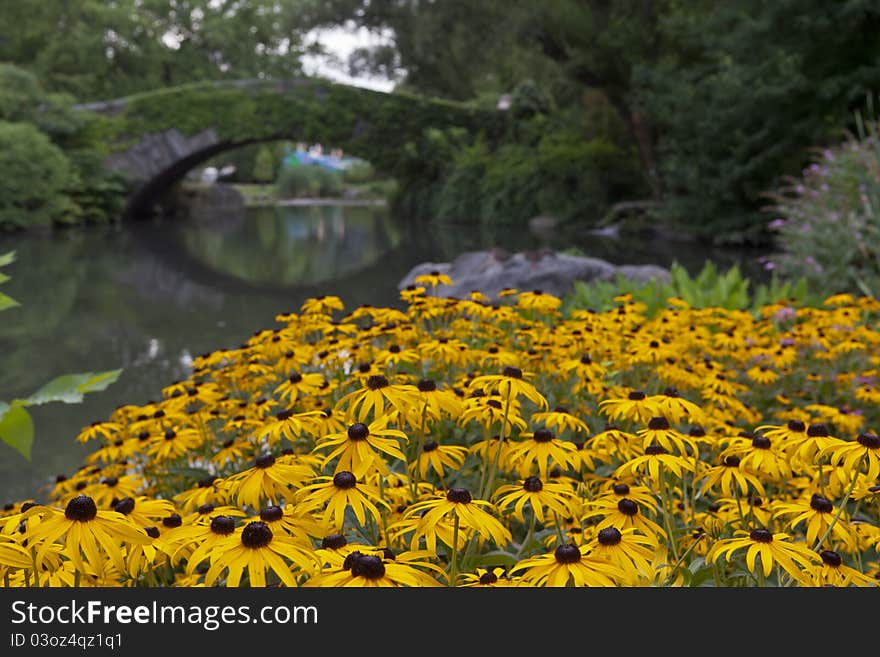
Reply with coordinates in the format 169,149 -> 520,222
177,203 -> 402,288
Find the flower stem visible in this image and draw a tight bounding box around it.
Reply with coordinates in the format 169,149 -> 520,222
449,512 -> 461,587
481,387 -> 512,499
515,507 -> 538,559
812,454 -> 865,551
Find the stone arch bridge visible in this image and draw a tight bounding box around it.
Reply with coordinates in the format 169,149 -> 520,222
79,78 -> 504,219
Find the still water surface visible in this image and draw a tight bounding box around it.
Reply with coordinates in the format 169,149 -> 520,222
0,202 -> 766,503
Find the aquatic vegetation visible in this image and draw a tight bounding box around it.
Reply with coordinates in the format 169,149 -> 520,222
2,285 -> 880,587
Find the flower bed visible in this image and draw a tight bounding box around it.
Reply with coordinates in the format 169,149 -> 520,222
2,282 -> 879,587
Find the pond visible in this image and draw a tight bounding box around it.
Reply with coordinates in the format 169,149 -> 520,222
0,198 -> 768,504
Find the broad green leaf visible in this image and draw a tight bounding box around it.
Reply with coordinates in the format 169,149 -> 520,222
27,369 -> 122,405
0,251 -> 15,268
468,550 -> 519,568
0,405 -> 34,460
0,292 -> 19,311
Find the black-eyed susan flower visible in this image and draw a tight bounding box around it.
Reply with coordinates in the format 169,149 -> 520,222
203,520 -> 319,587
516,289 -> 562,314
582,497 -> 667,547
613,445 -> 695,484
305,548 -> 443,587
459,566 -> 520,587
459,394 -> 528,437
698,455 -> 766,499
771,493 -> 859,552
802,549 -> 878,587
509,543 -> 623,587
404,487 -> 511,554
23,495 -> 152,579
586,526 -> 657,585
336,374 -> 421,423
408,440 -> 469,481
295,471 -> 389,532
273,370 -> 326,405
414,270 -> 453,289
312,419 -> 408,477
469,366 -> 548,410
637,416 -> 698,456
407,378 -> 463,427
300,295 -> 345,316
493,476 -> 576,524
506,428 -> 580,480
222,452 -> 315,509
530,405 -> 591,436
708,528 -> 820,583
599,390 -> 662,425
821,432 -> 880,482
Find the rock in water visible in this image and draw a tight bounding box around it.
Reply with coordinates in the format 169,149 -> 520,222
398,250 -> 670,301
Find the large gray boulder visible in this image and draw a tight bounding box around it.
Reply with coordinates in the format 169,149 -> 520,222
398,250 -> 670,300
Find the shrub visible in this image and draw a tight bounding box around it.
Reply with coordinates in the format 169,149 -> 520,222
763,112 -> 880,296
275,164 -> 343,198
0,121 -> 79,230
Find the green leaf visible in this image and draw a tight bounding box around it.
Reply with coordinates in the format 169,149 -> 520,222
468,550 -> 519,568
0,405 -> 34,460
27,369 -> 122,405
0,291 -> 19,311
0,251 -> 15,268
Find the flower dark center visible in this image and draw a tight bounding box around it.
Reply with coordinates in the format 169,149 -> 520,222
163,513 -> 182,528
423,440 -> 439,452
523,476 -> 543,492
751,435 -> 771,449
807,423 -> 829,437
820,550 -> 842,567
347,423 -> 370,441
260,505 -> 284,522
648,416 -> 670,431
446,488 -> 472,504
198,476 -> 217,488
502,366 -> 523,379
689,426 -> 706,437
810,495 -> 833,513
164,429 -> 176,440
255,453 -> 276,469
418,379 -> 437,392
210,516 -> 236,535
612,483 -> 630,495
102,477 -> 119,487
197,503 -> 215,515
858,433 -> 880,449
479,571 -> 498,584
350,554 -> 386,579
617,499 -> 639,516
645,445 -> 667,455
787,420 -> 805,432
366,375 -> 389,390
241,521 -> 273,548
597,527 -> 622,546
321,534 -> 347,550
333,471 -> 357,489
554,406 -> 570,414
749,528 -> 773,543
533,429 -> 554,443
724,455 -> 741,467
288,372 -> 302,384
628,390 -> 646,400
554,544 -> 582,564
65,495 -> 98,522
112,497 -> 135,515
486,399 -> 502,409
145,526 -> 160,539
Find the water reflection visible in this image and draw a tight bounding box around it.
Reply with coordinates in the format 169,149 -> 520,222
177,204 -> 402,288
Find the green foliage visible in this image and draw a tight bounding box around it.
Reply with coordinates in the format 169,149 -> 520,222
562,260 -> 815,319
275,164 -> 343,198
637,0 -> 880,245
0,251 -> 122,460
764,107 -> 880,297
0,121 -> 79,230
252,146 -> 277,183
341,159 -> 376,184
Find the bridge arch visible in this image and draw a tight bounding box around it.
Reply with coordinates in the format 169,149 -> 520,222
80,78 -> 502,219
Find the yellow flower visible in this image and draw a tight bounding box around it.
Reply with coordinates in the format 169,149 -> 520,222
708,527 -> 820,582
510,543 -> 623,587
312,418 -> 408,477
295,471 -> 389,532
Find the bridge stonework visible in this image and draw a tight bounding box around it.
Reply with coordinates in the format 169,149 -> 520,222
80,78 -> 502,219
